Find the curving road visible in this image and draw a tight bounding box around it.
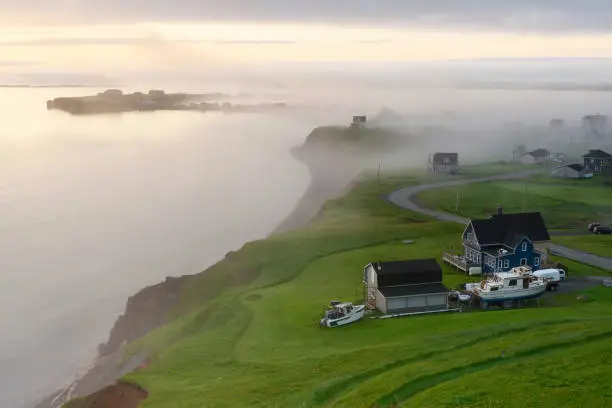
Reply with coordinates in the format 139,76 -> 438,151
387,171 -> 612,271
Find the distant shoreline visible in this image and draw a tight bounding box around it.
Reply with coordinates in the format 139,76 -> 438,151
0,84 -> 93,88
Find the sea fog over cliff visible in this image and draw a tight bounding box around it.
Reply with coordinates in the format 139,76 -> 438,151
3,61 -> 612,407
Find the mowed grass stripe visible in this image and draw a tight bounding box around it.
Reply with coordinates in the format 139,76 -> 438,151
308,317 -> 589,406
375,330 -> 612,408
326,318 -> 612,408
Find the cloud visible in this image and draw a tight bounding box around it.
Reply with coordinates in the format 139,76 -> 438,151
0,37 -> 298,46
0,60 -> 41,66
4,0 -> 612,32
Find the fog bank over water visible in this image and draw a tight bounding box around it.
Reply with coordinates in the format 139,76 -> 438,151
1,87 -> 315,408
3,62 -> 612,407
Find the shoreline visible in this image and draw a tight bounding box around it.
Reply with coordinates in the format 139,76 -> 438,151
32,140 -> 359,408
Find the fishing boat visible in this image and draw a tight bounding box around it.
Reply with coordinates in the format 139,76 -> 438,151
472,267 -> 547,302
319,301 -> 365,328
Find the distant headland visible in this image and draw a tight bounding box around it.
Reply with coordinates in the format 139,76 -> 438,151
46,89 -> 288,115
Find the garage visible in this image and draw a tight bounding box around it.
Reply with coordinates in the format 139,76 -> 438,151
365,259 -> 450,314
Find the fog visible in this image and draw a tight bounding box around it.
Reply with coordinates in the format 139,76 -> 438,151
2,60 -> 612,408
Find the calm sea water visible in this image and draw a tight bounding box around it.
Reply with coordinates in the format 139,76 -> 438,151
0,88 -> 313,408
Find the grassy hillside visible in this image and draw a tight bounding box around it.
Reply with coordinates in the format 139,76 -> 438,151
77,164 -> 612,408
418,176 -> 612,228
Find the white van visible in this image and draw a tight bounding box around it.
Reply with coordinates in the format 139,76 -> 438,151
534,268 -> 566,281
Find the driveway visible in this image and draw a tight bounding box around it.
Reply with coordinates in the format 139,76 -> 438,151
387,171 -> 612,271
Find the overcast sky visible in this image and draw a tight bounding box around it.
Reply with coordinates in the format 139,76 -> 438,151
4,1 -> 612,81
2,0 -> 612,31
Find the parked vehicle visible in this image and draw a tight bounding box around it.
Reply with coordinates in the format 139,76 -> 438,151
588,222 -> 603,232
532,268 -> 566,291
594,226 -> 612,235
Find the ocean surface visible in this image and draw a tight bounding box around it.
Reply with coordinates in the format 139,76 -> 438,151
0,87 -> 314,408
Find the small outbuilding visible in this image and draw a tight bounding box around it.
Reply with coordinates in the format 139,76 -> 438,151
520,149 -> 550,165
551,163 -> 593,179
364,259 -> 449,314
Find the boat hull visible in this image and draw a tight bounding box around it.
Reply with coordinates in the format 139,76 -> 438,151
473,285 -> 547,302
320,305 -> 365,328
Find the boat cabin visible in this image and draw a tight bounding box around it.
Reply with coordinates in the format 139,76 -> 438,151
325,302 -> 355,319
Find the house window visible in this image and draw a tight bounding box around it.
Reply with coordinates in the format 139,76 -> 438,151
521,242 -> 527,252
466,232 -> 472,241
498,259 -> 503,268
520,258 -> 527,266
504,259 -> 509,269
534,256 -> 540,266
509,279 -> 518,287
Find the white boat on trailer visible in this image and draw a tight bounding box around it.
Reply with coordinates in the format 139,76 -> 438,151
472,266 -> 547,302
320,301 -> 365,328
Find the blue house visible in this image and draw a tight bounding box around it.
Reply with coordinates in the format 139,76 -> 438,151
462,209 -> 551,273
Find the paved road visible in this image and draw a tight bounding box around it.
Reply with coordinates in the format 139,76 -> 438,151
387,171 -> 612,271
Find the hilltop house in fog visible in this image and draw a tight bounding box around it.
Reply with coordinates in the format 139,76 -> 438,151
429,153 -> 459,174
351,115 -> 367,128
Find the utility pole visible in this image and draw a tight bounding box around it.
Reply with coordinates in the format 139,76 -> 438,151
455,190 -> 459,211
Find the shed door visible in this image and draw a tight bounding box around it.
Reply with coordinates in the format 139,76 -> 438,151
387,298 -> 406,311
426,294 -> 446,307
407,296 -> 426,308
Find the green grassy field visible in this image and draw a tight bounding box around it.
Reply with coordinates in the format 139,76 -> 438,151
84,165 -> 612,408
418,179 -> 612,228
553,235 -> 612,259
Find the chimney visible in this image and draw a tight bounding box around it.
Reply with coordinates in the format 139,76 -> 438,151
497,205 -> 503,216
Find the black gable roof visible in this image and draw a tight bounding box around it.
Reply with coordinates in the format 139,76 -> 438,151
372,259 -> 442,287
583,149 -> 612,159
470,212 -> 550,247
567,163 -> 585,172
530,149 -> 550,158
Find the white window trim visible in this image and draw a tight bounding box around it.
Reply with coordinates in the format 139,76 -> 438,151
504,259 -> 509,269
522,242 -> 527,251
520,258 -> 527,266
498,259 -> 503,268
534,257 -> 540,266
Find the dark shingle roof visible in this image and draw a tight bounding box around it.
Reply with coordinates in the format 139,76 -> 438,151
470,212 -> 550,247
583,149 -> 612,159
530,149 -> 550,158
567,163 -> 585,172
378,283 -> 449,298
372,259 -> 442,287
432,153 -> 458,165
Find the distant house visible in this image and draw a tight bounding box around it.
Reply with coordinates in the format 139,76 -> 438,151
429,153 -> 459,174
520,149 -> 550,165
148,90 -> 165,98
351,115 -> 367,128
364,259 -> 449,314
582,114 -> 608,139
583,149 -> 612,175
461,209 -> 551,274
551,163 -> 593,179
